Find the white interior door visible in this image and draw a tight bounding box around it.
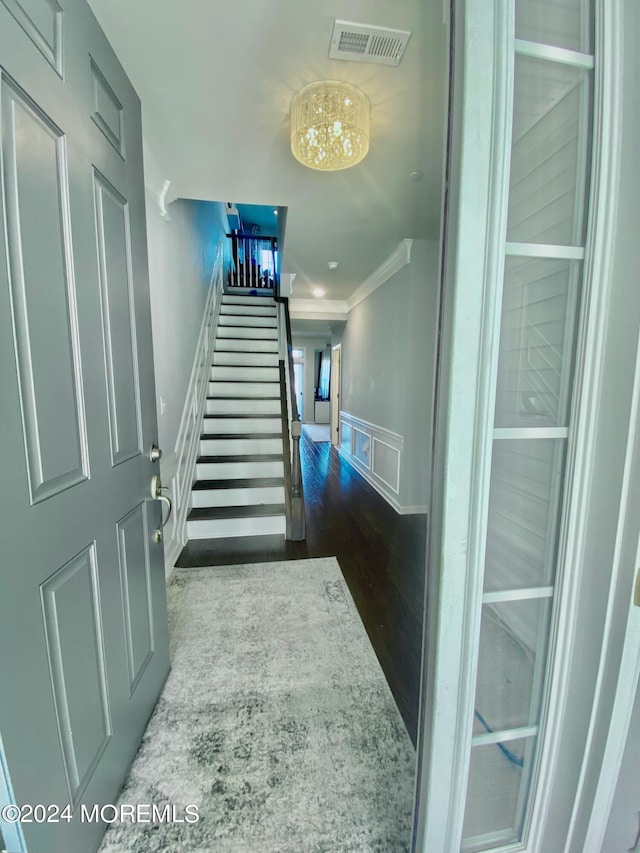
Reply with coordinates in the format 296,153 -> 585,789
0,1 -> 170,851
414,1 -> 633,851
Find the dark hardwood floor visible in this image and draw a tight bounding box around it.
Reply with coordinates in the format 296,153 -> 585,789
176,431 -> 428,744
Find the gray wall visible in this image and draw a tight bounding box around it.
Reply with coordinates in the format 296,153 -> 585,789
146,196 -> 227,452
338,239 -> 439,508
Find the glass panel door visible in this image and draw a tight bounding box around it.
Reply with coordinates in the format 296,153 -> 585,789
461,3 -> 595,850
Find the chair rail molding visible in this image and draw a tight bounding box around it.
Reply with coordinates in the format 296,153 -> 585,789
161,243 -> 223,574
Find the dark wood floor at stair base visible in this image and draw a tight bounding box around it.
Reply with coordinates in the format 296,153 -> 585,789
176,431 -> 427,745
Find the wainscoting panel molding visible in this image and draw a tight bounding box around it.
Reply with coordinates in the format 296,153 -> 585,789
339,411 -> 408,512
372,437 -> 401,494
160,244 -> 223,573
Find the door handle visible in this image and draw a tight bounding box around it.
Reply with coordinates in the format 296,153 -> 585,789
150,474 -> 172,542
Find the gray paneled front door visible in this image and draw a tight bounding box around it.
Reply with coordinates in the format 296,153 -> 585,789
0,1 -> 170,851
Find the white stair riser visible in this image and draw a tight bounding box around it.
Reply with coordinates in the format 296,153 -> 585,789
223,294 -> 274,305
220,305 -> 276,317
211,365 -> 280,382
213,351 -> 279,367
191,484 -> 285,508
197,460 -> 284,479
203,417 -> 282,434
187,514 -> 286,539
215,338 -> 278,352
209,381 -> 279,397
206,398 -> 281,415
219,315 -> 276,328
217,326 -> 277,340
200,437 -> 283,455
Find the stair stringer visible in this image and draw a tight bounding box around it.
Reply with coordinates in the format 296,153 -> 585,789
163,244 -> 224,569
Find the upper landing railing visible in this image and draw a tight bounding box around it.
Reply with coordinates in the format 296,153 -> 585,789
226,232 -> 277,291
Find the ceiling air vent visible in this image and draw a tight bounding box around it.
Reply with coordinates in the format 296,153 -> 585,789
329,20 -> 411,66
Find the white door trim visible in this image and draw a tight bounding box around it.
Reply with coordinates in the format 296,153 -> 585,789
414,1 -> 626,850
413,1 -> 514,848
524,2 -> 623,848
578,308 -> 640,851
330,343 -> 341,447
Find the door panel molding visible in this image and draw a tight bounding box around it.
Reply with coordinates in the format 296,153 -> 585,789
40,543 -> 112,806
1,73 -> 89,503
92,166 -> 143,467
117,502 -> 155,696
0,0 -> 63,75
89,56 -> 125,158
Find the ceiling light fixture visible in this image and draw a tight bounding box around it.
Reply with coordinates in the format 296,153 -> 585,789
313,287 -> 325,298
290,80 -> 370,171
327,261 -> 339,271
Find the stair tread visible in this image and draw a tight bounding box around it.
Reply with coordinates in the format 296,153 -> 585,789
203,413 -> 279,419
198,454 -> 284,463
220,311 -> 276,316
201,432 -> 282,440
207,395 -> 280,401
188,504 -> 285,521
192,477 -> 284,490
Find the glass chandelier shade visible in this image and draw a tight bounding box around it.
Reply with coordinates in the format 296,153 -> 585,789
290,81 -> 370,171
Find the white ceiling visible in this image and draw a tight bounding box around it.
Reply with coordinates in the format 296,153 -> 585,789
87,0 -> 447,304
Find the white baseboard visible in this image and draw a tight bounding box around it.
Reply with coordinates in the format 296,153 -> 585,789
161,244 -> 224,563
338,445 -> 427,515
163,536 -> 182,581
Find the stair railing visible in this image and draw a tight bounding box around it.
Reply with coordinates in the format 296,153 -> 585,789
272,247 -> 305,541
226,232 -> 277,290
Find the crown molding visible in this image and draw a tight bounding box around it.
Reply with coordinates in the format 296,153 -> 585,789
289,299 -> 349,321
143,139 -> 172,220
347,239 -> 413,312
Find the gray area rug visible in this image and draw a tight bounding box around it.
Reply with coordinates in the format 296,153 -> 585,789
302,424 -> 331,443
99,558 -> 415,853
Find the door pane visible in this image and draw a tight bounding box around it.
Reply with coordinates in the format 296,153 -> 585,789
462,737 -> 536,851
485,439 -> 565,592
475,600 -> 551,731
508,56 -> 592,246
515,0 -> 592,54
494,257 -> 582,428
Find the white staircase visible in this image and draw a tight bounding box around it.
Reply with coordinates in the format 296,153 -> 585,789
186,293 -> 287,540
